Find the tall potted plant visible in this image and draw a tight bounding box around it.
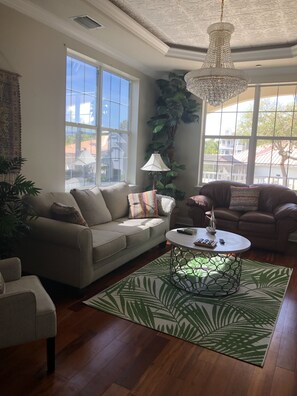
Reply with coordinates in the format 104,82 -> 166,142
0,156 -> 40,258
146,72 -> 200,200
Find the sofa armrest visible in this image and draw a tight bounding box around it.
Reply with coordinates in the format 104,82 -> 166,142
0,257 -> 21,282
157,194 -> 176,216
273,203 -> 297,221
0,290 -> 36,348
186,195 -> 213,212
27,217 -> 92,249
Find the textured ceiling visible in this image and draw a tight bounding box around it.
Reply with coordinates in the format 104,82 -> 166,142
108,0 -> 297,50
2,0 -> 297,77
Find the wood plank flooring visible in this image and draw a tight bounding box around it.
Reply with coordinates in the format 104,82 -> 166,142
1,243 -> 297,396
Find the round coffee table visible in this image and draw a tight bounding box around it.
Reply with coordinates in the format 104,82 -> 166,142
166,228 -> 251,297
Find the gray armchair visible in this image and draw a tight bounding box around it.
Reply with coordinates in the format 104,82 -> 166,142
0,257 -> 57,372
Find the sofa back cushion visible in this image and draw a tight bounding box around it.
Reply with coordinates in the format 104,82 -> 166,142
252,184 -> 297,212
100,182 -> 130,220
70,188 -> 112,226
200,181 -> 247,208
24,192 -> 82,218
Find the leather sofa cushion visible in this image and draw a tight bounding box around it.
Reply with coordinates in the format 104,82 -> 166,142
239,221 -> 275,234
253,183 -> 297,212
214,208 -> 242,221
101,182 -> 130,220
240,211 -> 275,224
200,181 -> 247,208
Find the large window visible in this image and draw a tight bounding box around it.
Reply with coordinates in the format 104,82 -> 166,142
65,56 -> 131,190
201,84 -> 297,189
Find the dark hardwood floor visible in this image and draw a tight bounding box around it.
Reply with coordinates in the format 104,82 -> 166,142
1,242 -> 297,396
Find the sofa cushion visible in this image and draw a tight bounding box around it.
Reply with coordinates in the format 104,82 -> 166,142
24,192 -> 81,219
214,208 -> 242,221
253,184 -> 297,212
128,190 -> 159,219
200,181 -> 247,208
240,211 -> 275,224
0,272 -> 5,294
100,182 -> 130,220
229,186 -> 260,212
91,229 -> 126,262
92,218 -> 150,247
50,202 -> 88,226
71,188 -> 112,226
239,221 -> 275,234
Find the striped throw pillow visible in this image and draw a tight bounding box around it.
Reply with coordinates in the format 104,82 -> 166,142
128,190 -> 159,219
229,186 -> 260,212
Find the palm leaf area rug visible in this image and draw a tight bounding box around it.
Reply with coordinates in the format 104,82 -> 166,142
84,252 -> 292,366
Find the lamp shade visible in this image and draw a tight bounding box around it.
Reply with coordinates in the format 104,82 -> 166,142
141,153 -> 170,172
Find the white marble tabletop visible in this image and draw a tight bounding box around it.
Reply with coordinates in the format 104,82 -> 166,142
166,228 -> 251,254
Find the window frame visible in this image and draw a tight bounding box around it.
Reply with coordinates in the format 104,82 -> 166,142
199,83 -> 297,189
65,51 -> 134,190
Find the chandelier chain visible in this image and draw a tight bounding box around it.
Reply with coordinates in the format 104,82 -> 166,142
220,0 -> 225,22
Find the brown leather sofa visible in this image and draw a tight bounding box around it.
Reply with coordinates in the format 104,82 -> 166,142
186,181 -> 297,252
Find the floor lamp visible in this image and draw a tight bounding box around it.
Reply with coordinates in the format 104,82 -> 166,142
141,153 -> 170,190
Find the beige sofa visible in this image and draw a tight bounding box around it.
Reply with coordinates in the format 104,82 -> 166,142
20,182 -> 175,291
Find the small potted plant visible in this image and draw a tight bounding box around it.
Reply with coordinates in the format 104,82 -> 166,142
0,156 -> 40,258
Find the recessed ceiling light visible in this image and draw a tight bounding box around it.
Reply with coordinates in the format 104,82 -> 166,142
256,64 -> 262,68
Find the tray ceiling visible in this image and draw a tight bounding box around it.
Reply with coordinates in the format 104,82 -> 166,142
2,0 -> 297,78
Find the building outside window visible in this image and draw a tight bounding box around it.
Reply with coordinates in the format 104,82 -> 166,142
200,84 -> 297,190
65,55 -> 131,191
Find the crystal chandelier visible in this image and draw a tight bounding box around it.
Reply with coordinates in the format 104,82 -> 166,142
184,0 -> 248,107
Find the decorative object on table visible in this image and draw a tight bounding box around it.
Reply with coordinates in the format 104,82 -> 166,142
84,252 -> 292,367
206,206 -> 216,235
184,0 -> 248,106
141,152 -> 170,190
146,72 -> 199,200
0,69 -> 21,158
0,156 -> 40,258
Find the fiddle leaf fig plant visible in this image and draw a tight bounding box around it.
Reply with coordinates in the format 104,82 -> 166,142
0,156 -> 41,258
146,72 -> 200,200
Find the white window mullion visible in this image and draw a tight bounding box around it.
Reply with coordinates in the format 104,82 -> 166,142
96,67 -> 102,186
246,85 -> 260,185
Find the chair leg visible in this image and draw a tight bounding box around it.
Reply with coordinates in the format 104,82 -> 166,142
47,337 -> 55,373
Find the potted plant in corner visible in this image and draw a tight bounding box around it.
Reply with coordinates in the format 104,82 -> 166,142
0,156 -> 41,258
146,72 -> 200,201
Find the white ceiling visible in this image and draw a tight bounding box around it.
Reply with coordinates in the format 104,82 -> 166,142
2,0 -> 297,78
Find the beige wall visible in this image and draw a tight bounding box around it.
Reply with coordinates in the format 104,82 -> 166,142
0,4 -> 155,192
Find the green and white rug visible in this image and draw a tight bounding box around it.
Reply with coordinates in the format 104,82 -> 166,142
84,252 -> 292,366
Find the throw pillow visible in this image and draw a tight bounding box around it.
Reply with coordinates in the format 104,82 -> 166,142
229,186 -> 260,212
70,188 -> 112,226
128,190 -> 159,219
50,202 -> 88,226
0,272 -> 6,294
